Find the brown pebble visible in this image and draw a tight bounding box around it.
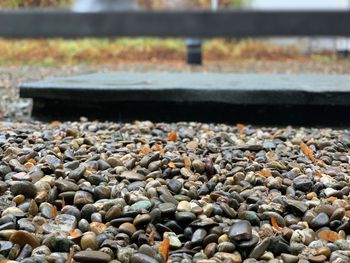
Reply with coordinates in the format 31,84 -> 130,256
10,230 -> 40,248
309,254 -> 327,263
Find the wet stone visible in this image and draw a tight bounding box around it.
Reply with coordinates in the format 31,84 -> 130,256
73,250 -> 112,263
131,200 -> 152,211
310,213 -> 329,229
228,220 -> 252,241
10,181 -> 37,198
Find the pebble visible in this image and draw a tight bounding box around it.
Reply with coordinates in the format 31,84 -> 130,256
73,250 -> 112,263
228,220 -> 252,241
10,181 -> 37,198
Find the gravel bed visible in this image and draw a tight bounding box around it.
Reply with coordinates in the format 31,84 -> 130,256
0,120 -> 349,262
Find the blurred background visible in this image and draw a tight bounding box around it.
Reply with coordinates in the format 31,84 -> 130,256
1,0 -> 350,120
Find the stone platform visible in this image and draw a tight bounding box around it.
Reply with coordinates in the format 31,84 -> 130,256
19,72 -> 350,125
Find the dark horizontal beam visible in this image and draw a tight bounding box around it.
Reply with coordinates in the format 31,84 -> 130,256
1,9 -> 350,38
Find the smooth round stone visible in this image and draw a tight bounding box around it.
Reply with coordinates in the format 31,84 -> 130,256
68,166 -> 85,181
94,186 -> 111,200
55,214 -> 77,233
192,160 -> 205,173
131,253 -> 158,263
281,253 -> 299,263
119,223 -> 136,236
81,232 -> 98,250
10,181 -> 37,198
61,205 -> 81,221
55,180 -> 79,192
284,199 -> 308,214
191,229 -> 207,246
205,243 -> 217,258
335,240 -> 350,250
217,242 -> 235,253
32,245 -> 51,257
107,157 -> 123,167
293,178 -> 312,192
131,200 -> 152,211
74,191 -> 94,206
308,254 -> 327,263
228,220 -> 252,241
310,213 -> 329,229
175,212 -> 196,223
73,251 -> 112,263
105,206 -> 122,221
0,240 -> 13,256
133,214 -> 151,227
164,232 -> 182,249
127,182 -> 145,192
158,203 -> 176,214
237,234 -> 259,248
177,201 -> 191,212
330,208 -> 345,221
119,171 -> 146,182
167,179 -> 182,194
81,204 -> 97,220
249,237 -> 271,259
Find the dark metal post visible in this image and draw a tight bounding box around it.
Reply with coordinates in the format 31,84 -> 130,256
185,39 -> 202,65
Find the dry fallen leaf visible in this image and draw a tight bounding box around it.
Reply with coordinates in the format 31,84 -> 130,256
139,146 -> 152,155
153,143 -> 164,156
318,230 -> 341,242
257,168 -> 272,177
148,230 -> 156,245
183,156 -> 191,168
168,162 -> 176,168
168,131 -> 177,142
61,196 -> 65,208
300,142 -> 317,163
69,229 -> 81,238
159,236 -> 170,262
236,123 -> 245,135
271,216 -> 282,232
53,205 -> 58,219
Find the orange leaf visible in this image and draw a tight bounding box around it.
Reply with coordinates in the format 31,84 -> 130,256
159,236 -> 170,262
168,162 -> 176,168
153,143 -> 164,156
27,158 -> 36,164
318,230 -> 341,242
257,168 -> 272,177
236,123 -> 245,135
61,196 -> 65,208
53,205 -> 58,219
271,216 -> 282,232
314,170 -> 322,177
300,142 -> 317,163
69,229 -> 81,238
148,231 -> 156,245
0,260 -> 7,263
183,156 -> 191,168
168,131 -> 177,142
139,146 -> 151,155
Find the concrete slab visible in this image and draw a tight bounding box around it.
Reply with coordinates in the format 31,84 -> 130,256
20,72 -> 350,105
19,72 -> 350,125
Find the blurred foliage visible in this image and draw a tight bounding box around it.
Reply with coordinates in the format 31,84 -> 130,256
0,0 -> 71,8
0,0 -> 249,8
0,38 -> 303,65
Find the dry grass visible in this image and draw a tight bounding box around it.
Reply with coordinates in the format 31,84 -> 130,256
0,38 -> 312,65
